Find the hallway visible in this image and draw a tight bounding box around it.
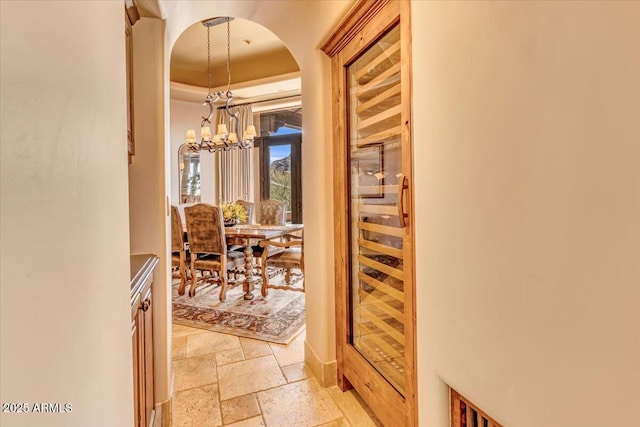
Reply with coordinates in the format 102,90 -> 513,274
171,324 -> 381,426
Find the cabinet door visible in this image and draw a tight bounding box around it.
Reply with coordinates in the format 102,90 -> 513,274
325,1 -> 416,425
141,288 -> 154,427
132,319 -> 142,427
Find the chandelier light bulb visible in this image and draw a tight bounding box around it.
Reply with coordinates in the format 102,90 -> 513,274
201,126 -> 212,141
185,129 -> 197,145
217,124 -> 229,137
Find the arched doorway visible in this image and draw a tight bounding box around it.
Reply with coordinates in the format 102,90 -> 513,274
158,2 -> 352,418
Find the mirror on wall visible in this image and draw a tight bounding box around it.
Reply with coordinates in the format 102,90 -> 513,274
178,144 -> 201,204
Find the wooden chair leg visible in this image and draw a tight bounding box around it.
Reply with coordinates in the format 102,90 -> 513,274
218,275 -> 228,301
177,255 -> 187,295
188,258 -> 198,297
218,257 -> 228,302
261,265 -> 270,297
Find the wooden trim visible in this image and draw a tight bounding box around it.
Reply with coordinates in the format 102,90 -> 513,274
358,220 -> 403,237
398,1 -> 418,425
354,39 -> 401,81
358,271 -> 404,301
331,40 -> 351,393
343,345 -> 405,423
451,389 -> 461,427
354,203 -> 398,216
450,388 -> 503,427
356,83 -> 401,115
360,291 -> 404,322
159,398 -> 172,427
125,0 -> 140,26
328,1 -> 416,426
125,14 -> 135,164
359,254 -> 404,280
355,104 -> 401,132
356,125 -> 402,147
321,0 -> 391,58
356,63 -> 401,99
358,238 -> 403,259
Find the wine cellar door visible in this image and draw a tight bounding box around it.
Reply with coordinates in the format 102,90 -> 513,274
322,1 -> 416,426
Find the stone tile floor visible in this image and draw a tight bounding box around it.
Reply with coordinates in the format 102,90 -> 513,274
171,324 -> 382,427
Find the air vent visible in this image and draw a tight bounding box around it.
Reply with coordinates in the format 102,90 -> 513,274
451,389 -> 502,427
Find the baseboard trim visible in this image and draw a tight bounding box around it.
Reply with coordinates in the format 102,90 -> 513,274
156,366 -> 175,427
305,340 -> 337,387
160,398 -> 172,427
152,398 -> 172,427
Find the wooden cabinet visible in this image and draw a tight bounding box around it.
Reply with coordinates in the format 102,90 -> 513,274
131,254 -> 158,427
321,1 -> 417,426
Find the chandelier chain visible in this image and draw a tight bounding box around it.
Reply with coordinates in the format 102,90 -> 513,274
226,18 -> 231,92
207,25 -> 211,95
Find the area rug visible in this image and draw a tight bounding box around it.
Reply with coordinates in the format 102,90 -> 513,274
172,270 -> 305,344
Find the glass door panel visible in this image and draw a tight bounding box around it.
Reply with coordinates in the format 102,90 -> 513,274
347,24 -> 406,395
260,134 -> 303,224
267,143 -> 292,218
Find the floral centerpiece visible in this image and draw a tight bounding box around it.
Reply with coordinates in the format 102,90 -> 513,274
221,202 -> 248,225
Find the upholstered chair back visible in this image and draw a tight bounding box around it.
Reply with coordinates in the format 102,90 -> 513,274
256,199 -> 286,225
184,203 -> 226,255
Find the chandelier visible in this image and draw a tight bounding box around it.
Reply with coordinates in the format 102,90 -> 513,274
185,17 -> 256,153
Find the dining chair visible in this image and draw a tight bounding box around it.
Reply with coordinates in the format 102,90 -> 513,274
251,199 -> 287,275
258,232 -> 304,297
234,199 -> 255,224
184,203 -> 244,300
255,199 -> 287,225
171,205 -> 188,295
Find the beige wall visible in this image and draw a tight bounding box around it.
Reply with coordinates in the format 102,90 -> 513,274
0,1 -> 133,426
129,17 -> 171,405
412,1 -> 640,426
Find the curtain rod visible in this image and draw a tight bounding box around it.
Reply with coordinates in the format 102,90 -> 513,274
216,94 -> 301,110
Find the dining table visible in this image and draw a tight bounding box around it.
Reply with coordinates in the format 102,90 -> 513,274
224,223 -> 304,300
181,219 -> 304,300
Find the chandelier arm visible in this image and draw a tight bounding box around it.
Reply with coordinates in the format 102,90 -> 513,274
225,96 -> 235,111
201,98 -> 214,127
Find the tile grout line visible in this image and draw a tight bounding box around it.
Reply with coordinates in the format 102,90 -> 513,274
175,325 -> 366,427
216,337 -> 245,425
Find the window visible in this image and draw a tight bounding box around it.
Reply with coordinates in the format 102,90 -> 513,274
259,108 -> 301,136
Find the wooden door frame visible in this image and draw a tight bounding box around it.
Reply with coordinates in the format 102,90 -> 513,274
321,0 -> 417,426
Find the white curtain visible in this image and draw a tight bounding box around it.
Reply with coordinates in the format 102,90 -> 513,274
216,104 -> 254,203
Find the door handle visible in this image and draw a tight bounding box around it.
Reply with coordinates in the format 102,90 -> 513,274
397,173 -> 409,228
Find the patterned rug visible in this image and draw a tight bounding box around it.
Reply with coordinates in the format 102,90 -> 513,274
172,269 -> 305,344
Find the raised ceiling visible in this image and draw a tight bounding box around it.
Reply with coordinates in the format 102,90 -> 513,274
170,17 -> 300,93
